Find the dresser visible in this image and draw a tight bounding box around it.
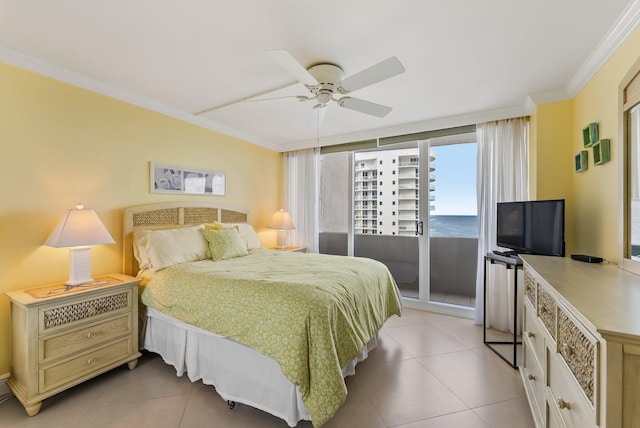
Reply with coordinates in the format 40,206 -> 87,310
520,255 -> 640,427
5,274 -> 141,416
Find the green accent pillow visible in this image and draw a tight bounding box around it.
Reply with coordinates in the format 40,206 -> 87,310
200,227 -> 249,261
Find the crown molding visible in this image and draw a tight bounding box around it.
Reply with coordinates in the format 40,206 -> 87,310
0,46 -> 279,152
526,88 -> 573,107
566,0 -> 640,96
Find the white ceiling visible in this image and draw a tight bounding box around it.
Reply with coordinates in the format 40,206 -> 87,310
0,1 -> 638,152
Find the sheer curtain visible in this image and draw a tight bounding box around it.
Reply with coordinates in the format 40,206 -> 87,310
282,148 -> 320,253
474,118 -> 529,329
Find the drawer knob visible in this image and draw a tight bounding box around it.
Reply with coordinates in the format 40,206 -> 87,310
86,332 -> 96,339
557,398 -> 571,410
528,373 -> 536,381
87,358 -> 96,365
562,343 -> 574,357
526,331 -> 535,338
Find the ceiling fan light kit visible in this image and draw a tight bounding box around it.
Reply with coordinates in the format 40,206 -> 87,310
265,49 -> 406,128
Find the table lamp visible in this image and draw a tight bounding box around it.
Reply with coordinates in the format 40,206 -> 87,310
44,203 -> 116,286
266,209 -> 295,249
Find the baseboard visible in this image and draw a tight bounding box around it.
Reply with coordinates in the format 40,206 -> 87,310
0,373 -> 10,396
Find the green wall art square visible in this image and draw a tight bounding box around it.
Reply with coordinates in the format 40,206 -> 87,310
583,122 -> 599,148
593,138 -> 611,165
575,150 -> 588,172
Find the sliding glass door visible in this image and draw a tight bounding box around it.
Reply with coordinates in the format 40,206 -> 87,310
352,143 -> 423,298
319,131 -> 478,317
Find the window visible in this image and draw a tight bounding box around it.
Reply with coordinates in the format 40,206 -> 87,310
392,170 -> 396,175
392,211 -> 396,215
379,160 -> 383,165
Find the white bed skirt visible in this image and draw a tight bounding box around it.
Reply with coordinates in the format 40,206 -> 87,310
144,307 -> 378,427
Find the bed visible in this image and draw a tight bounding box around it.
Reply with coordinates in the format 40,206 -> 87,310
123,202 -> 402,427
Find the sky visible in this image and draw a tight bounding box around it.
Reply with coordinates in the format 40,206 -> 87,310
430,142 -> 477,216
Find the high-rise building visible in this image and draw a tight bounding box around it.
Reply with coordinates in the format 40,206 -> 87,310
354,148 -> 431,236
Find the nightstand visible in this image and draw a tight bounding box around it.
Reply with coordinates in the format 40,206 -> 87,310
5,273 -> 141,416
271,246 -> 307,253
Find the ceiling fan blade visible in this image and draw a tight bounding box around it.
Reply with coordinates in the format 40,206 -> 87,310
338,97 -> 392,118
308,105 -> 327,129
267,49 -> 319,87
245,95 -> 312,103
339,57 -> 405,93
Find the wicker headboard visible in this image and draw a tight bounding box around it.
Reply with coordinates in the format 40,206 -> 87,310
123,201 -> 249,276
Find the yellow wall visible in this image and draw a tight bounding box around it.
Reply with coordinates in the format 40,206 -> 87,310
530,28 -> 640,262
0,63 -> 281,375
569,27 -> 640,262
529,100 -> 574,252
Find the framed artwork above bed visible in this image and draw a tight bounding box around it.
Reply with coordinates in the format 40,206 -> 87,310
150,162 -> 226,196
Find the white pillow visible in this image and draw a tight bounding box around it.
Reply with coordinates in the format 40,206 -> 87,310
204,222 -> 263,250
133,225 -> 209,272
227,223 -> 263,250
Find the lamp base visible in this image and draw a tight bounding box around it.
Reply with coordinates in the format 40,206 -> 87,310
275,230 -> 288,250
66,247 -> 94,286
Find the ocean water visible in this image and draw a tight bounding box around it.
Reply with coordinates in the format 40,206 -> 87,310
429,215 -> 478,238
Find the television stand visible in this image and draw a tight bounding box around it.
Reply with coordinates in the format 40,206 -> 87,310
484,252 -> 523,368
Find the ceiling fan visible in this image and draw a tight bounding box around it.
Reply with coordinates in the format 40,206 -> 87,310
259,50 -> 406,128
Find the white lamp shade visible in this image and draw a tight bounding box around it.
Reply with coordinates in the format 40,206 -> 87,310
266,209 -> 295,231
45,207 -> 115,248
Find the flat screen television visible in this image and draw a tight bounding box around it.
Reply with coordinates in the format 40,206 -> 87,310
496,199 -> 565,256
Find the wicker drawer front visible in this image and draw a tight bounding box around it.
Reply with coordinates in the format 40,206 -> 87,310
39,336 -> 133,394
557,307 -> 597,405
39,290 -> 131,333
537,287 -> 557,340
40,314 -> 132,364
524,269 -> 537,308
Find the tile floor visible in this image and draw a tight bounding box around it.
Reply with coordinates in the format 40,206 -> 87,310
428,292 -> 476,308
0,308 -> 534,428
397,289 -> 475,308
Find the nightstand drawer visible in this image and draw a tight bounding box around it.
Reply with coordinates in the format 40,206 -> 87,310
39,336 -> 133,394
40,314 -> 133,364
39,289 -> 132,334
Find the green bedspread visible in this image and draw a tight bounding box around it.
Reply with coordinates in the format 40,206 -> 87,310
140,248 -> 401,426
